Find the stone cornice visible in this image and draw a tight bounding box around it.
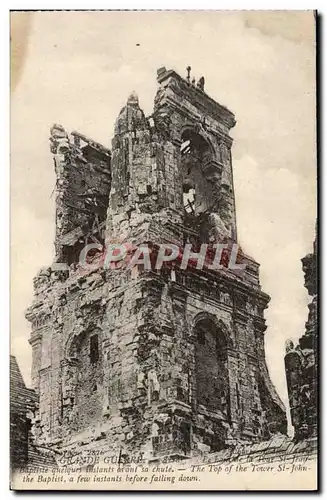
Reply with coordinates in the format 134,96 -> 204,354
157,69 -> 236,130
28,331 -> 43,347
253,316 -> 268,333
232,311 -> 248,325
155,95 -> 234,147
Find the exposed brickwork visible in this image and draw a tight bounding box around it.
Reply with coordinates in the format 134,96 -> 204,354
50,125 -> 111,264
26,68 -> 287,461
285,226 -> 317,440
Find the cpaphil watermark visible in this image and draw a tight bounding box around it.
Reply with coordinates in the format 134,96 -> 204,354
53,240 -> 247,277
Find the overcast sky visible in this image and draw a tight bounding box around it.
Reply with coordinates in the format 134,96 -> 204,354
11,11 -> 316,419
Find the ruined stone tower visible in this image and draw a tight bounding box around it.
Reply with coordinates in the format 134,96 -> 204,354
285,226 -> 317,441
26,68 -> 287,460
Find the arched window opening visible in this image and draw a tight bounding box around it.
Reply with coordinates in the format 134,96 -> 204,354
63,328 -> 104,431
180,130 -> 214,220
194,318 -> 229,415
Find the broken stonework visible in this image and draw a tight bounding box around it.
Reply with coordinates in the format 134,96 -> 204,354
285,225 -> 317,441
26,67 -> 287,462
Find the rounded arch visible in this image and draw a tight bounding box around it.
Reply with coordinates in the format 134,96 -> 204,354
61,326 -> 104,431
64,330 -> 83,360
192,312 -> 231,415
64,324 -> 100,360
180,127 -> 217,218
180,124 -> 216,160
192,312 -> 232,349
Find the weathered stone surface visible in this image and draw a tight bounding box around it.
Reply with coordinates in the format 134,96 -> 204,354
50,126 -> 111,264
25,68 -> 287,462
285,225 -> 317,440
10,356 -> 56,472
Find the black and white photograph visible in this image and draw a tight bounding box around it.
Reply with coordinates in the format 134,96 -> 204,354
9,10 -> 318,491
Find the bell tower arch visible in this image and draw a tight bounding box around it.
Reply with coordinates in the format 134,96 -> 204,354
153,67 -> 238,243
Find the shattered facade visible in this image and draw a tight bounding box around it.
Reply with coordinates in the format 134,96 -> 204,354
285,227 -> 318,441
26,68 -> 287,460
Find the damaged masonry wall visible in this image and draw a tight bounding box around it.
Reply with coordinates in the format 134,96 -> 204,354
285,226 -> 317,441
26,67 -> 287,461
50,125 -> 111,265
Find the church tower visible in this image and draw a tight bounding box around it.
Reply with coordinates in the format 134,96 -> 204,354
26,68 -> 287,461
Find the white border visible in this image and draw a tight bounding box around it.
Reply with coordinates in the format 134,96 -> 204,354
5,3 -> 323,10
2,4 -> 324,499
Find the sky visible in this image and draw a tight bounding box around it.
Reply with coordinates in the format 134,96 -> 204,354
10,11 -> 316,421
